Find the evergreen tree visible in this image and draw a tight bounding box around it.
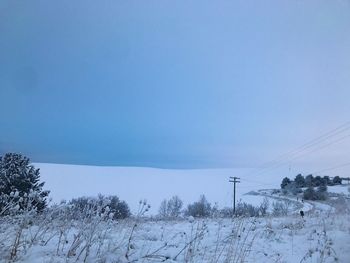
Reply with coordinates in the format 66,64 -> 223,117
0,153 -> 49,213
281,177 -> 291,189
305,174 -> 314,187
333,176 -> 342,185
314,176 -> 324,186
294,174 -> 305,188
323,176 -> 331,186
185,195 -> 212,218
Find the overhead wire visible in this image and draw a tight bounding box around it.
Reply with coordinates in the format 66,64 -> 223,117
241,121 -> 350,179
311,162 -> 350,175
257,121 -> 350,169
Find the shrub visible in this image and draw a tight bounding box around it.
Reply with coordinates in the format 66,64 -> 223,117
69,194 -> 130,220
303,185 -> 328,201
284,181 -> 302,195
272,200 -> 292,216
303,186 -> 317,200
158,195 -> 183,218
0,153 -> 49,215
158,199 -> 168,218
167,195 -> 183,217
185,195 -> 212,218
316,185 -> 328,200
219,207 -> 233,217
259,197 -> 270,216
235,201 -> 260,217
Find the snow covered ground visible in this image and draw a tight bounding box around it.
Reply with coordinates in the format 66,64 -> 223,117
328,185 -> 350,195
37,163 -> 282,214
1,163 -> 349,263
1,207 -> 349,263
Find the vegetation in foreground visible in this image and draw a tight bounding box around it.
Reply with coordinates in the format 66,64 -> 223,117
1,153 -> 349,262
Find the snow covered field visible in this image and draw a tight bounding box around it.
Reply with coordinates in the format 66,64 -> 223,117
1,163 -> 349,263
1,206 -> 349,263
37,163 -> 282,214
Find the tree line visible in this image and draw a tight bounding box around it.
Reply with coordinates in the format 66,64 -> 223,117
280,173 -> 342,201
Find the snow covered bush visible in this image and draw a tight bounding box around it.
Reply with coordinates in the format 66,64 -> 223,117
68,194 -> 130,220
259,197 -> 270,216
303,185 -> 328,201
0,190 -> 52,261
0,153 -> 49,215
272,200 -> 292,216
158,195 -> 183,218
235,201 -> 264,217
185,195 -> 212,218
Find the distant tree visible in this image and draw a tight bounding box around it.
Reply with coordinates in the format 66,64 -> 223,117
167,195 -> 183,218
0,153 -> 49,214
158,199 -> 168,218
323,176 -> 331,186
158,195 -> 184,218
305,174 -> 314,187
314,176 -> 324,187
281,177 -> 291,189
333,176 -> 342,185
294,174 -> 305,188
185,195 -> 212,218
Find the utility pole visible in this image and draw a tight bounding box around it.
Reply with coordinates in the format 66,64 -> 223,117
229,176 -> 240,216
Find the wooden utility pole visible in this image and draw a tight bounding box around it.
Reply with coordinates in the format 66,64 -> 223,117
229,176 -> 240,215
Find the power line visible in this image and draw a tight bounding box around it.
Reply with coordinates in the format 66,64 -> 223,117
243,121 -> 350,178
240,178 -> 275,187
259,121 -> 350,169
311,162 -> 350,175
250,132 -> 350,177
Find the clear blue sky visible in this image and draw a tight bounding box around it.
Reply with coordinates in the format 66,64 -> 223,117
1,0 -> 350,168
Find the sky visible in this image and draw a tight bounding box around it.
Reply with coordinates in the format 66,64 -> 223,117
0,0 -> 350,170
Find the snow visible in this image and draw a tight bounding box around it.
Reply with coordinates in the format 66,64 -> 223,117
37,163 -> 282,214
328,185 -> 350,195
1,163 -> 348,263
240,194 -> 267,206
1,212 -> 349,263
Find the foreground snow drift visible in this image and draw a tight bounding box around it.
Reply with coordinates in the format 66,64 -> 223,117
1,207 -> 349,263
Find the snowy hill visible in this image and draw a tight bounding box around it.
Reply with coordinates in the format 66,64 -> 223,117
1,163 -> 349,263
37,163 -> 284,214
